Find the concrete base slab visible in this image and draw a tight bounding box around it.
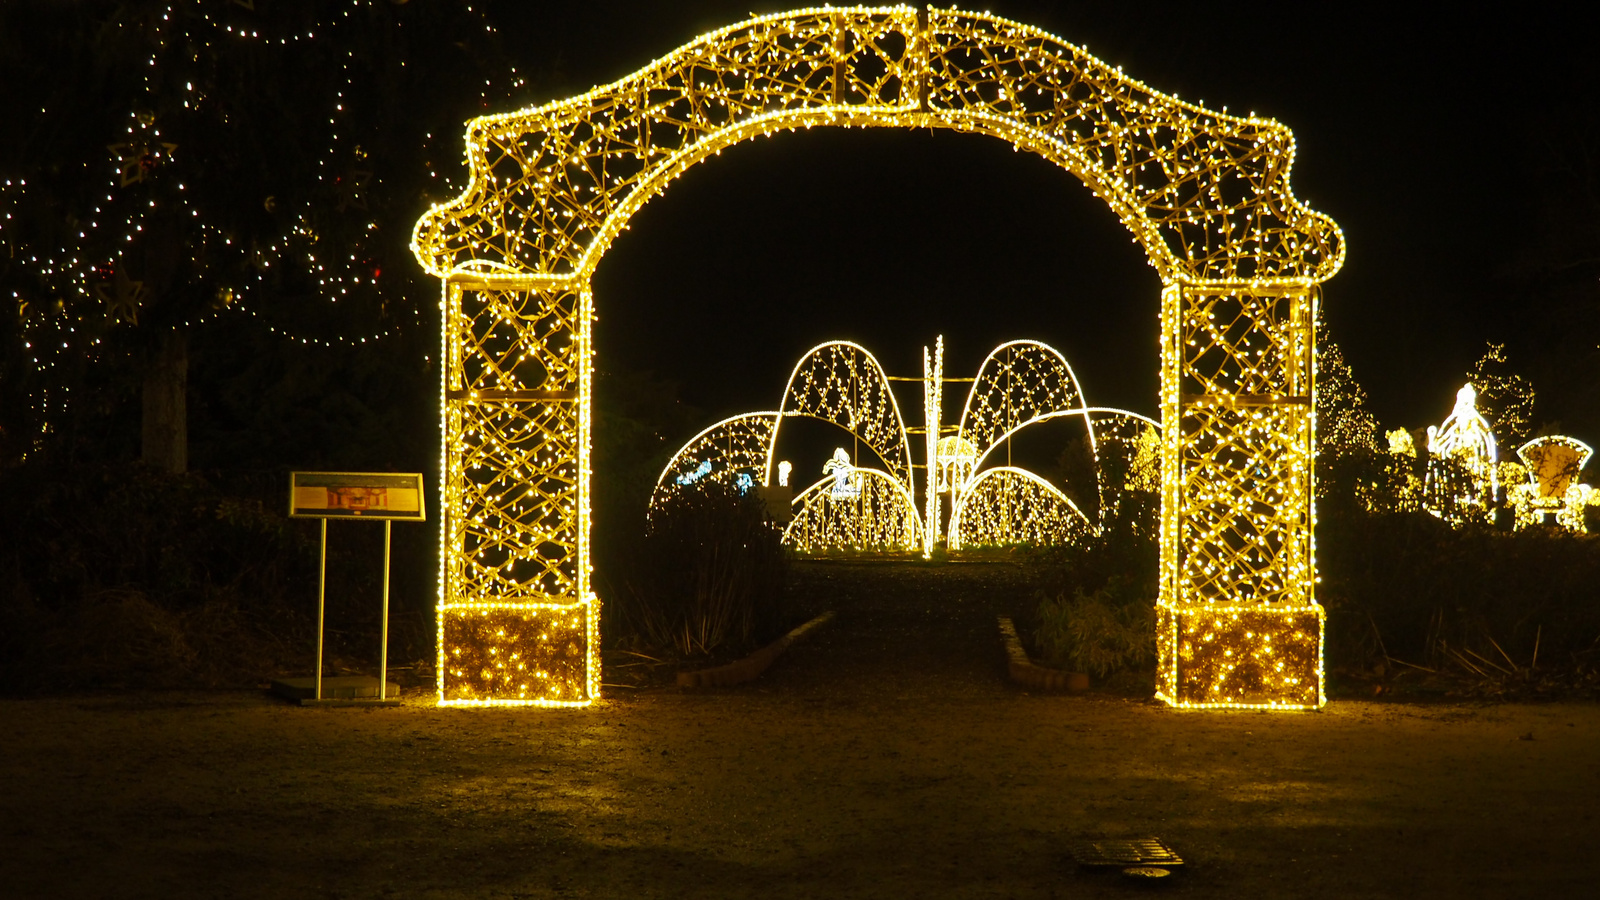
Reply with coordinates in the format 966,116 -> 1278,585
270,675 -> 400,705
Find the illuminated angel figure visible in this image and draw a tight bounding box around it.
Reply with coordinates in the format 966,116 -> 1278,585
1424,384 -> 1498,525
823,447 -> 860,498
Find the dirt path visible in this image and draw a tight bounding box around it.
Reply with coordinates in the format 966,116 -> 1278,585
4,561 -> 1599,898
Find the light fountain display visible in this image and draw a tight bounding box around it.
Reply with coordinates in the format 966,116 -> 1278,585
652,337 -> 1148,558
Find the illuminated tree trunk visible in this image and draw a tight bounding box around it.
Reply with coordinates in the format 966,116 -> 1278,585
141,329 -> 187,473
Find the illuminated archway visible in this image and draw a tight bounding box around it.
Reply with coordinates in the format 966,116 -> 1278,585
413,7 -> 1342,709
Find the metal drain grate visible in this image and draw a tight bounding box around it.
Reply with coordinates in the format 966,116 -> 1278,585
1070,837 -> 1184,868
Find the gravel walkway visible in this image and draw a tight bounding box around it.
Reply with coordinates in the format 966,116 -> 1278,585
4,560 -> 1597,898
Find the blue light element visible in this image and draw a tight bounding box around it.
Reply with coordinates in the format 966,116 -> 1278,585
676,460 -> 712,485
736,473 -> 754,495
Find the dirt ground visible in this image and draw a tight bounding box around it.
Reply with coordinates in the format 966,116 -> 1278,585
5,560 -> 1599,899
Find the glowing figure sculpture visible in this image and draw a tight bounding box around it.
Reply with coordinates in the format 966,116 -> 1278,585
778,460 -> 793,487
824,447 -> 862,498
1425,384 -> 1498,526
413,7 -> 1341,709
1508,436 -> 1595,532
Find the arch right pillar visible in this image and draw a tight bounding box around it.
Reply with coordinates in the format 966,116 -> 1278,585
1157,282 -> 1323,709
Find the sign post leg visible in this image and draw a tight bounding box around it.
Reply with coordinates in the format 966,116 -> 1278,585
316,518 -> 328,702
380,520 -> 391,700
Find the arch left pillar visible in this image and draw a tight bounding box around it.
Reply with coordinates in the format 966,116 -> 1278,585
437,274 -> 599,706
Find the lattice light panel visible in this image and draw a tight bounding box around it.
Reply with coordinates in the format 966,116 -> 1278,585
413,6 -> 1343,709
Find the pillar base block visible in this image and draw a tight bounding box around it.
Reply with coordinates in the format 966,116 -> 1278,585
1156,603 -> 1324,709
437,596 -> 599,706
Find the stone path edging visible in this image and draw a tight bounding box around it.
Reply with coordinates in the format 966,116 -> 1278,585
677,610 -> 836,688
998,616 -> 1089,692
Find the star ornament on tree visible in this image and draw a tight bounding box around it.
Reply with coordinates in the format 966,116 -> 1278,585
93,266 -> 147,325
107,141 -> 178,187
335,169 -> 372,212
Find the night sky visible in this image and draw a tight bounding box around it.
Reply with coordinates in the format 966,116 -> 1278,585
485,2 -> 1599,441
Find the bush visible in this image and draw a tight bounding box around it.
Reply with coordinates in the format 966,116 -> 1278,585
1319,508 -> 1600,678
1034,575 -> 1155,677
607,479 -> 788,658
1025,494 -> 1158,678
0,460 -> 412,693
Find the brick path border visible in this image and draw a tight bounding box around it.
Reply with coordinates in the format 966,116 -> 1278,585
998,616 -> 1089,692
676,611 -> 836,688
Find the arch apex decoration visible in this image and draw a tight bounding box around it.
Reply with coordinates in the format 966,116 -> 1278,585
411,5 -> 1343,285
414,7 -> 1340,709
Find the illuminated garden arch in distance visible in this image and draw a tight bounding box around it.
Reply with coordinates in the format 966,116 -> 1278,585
412,6 -> 1344,709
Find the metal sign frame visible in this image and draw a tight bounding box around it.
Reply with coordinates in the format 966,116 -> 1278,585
289,471 -> 427,703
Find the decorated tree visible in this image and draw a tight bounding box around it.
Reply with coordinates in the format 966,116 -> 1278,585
0,0 -> 529,469
1467,342 -> 1536,451
1314,312 -> 1378,462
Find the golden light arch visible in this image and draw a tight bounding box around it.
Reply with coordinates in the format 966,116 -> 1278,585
412,6 -> 1343,709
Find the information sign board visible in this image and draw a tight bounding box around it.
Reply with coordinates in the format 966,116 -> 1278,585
289,472 -> 425,521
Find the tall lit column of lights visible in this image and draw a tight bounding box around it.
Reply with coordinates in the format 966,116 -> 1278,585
412,6 -> 1343,709
1157,286 -> 1322,708
2,1 -> 527,459
923,336 -> 944,556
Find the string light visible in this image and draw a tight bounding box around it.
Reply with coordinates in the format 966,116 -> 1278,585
786,466 -> 924,552
2,2 -> 523,459
922,336 -> 944,555
412,6 -> 1341,709
947,466 -> 1092,547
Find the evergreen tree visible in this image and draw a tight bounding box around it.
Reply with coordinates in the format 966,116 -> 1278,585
1315,312 -> 1377,459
